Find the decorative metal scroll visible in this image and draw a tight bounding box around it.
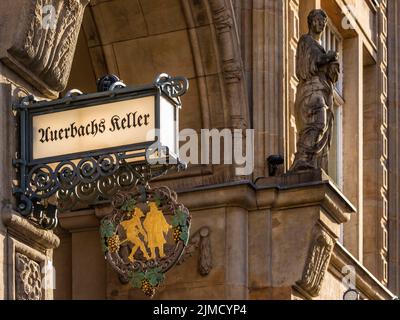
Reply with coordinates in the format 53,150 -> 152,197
57,163 -> 175,212
100,185 -> 191,297
154,73 -> 189,107
12,74 -> 189,230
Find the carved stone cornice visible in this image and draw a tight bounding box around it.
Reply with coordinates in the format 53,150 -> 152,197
0,0 -> 90,96
2,206 -> 60,250
256,169 -> 356,223
178,182 -> 257,211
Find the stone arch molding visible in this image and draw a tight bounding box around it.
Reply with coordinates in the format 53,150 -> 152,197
78,0 -> 249,131
0,0 -> 250,186
200,0 -> 249,130
62,0 -> 250,186
0,0 -> 90,97
0,0 -> 249,129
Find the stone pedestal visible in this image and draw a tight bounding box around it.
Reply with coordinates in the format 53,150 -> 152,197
253,169 -> 356,299
1,206 -> 60,300
51,169 -> 395,300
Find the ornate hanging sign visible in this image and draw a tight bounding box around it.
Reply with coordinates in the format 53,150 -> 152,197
101,186 -> 191,297
12,74 -> 189,229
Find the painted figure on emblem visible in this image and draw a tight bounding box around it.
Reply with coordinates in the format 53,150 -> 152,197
120,208 -> 150,261
290,9 -> 340,172
143,202 -> 172,259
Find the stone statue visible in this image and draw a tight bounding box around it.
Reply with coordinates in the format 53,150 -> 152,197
290,9 -> 340,172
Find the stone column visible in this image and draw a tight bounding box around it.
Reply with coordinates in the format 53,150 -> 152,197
362,1 -> 390,285
2,208 -> 60,300
57,210 -> 106,300
225,206 -> 248,299
387,0 -> 400,295
249,0 -> 286,177
342,36 -> 364,261
0,0 -> 89,300
285,0 -> 299,168
0,75 -> 60,300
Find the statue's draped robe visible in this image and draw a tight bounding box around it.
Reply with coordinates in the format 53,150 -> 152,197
291,34 -> 337,171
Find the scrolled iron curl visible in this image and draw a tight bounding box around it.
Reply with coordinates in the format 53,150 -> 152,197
98,175 -> 119,199
111,192 -> 128,209
28,154 -> 120,199
56,161 -> 80,189
117,165 -> 140,188
155,74 -> 189,98
78,158 -> 99,183
56,165 -> 140,212
28,164 -> 58,198
54,157 -> 175,211
75,182 -> 97,202
98,154 -> 120,176
57,189 -> 78,211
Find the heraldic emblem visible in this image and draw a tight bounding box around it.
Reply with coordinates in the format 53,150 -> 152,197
100,185 -> 191,297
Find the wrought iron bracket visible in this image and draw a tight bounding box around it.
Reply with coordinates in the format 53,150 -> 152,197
12,74 -> 189,230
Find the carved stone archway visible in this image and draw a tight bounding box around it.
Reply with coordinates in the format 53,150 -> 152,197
65,0 -> 250,188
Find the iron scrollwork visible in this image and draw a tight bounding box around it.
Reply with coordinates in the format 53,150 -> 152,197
154,73 -> 189,107
12,74 -> 189,230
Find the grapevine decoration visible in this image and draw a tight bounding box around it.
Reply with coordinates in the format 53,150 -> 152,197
100,185 -> 191,297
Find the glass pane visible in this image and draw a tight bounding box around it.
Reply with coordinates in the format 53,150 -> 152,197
326,29 -> 331,51
331,32 -> 335,51
328,104 -> 340,185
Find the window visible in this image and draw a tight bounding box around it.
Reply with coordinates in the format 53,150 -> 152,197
321,21 -> 344,191
322,20 -> 344,244
321,20 -> 344,95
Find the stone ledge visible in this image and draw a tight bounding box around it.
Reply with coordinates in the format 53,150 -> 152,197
178,181 -> 258,210
58,209 -> 98,232
329,242 -> 397,300
256,169 -> 356,223
2,206 -> 60,250
58,170 -> 355,221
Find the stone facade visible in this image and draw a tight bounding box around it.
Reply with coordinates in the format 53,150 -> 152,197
0,0 -> 399,300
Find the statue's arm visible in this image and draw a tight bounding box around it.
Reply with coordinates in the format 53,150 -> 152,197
317,50 -> 339,67
297,36 -> 338,78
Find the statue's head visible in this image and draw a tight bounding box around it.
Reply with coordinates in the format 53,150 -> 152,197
308,9 -> 328,35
